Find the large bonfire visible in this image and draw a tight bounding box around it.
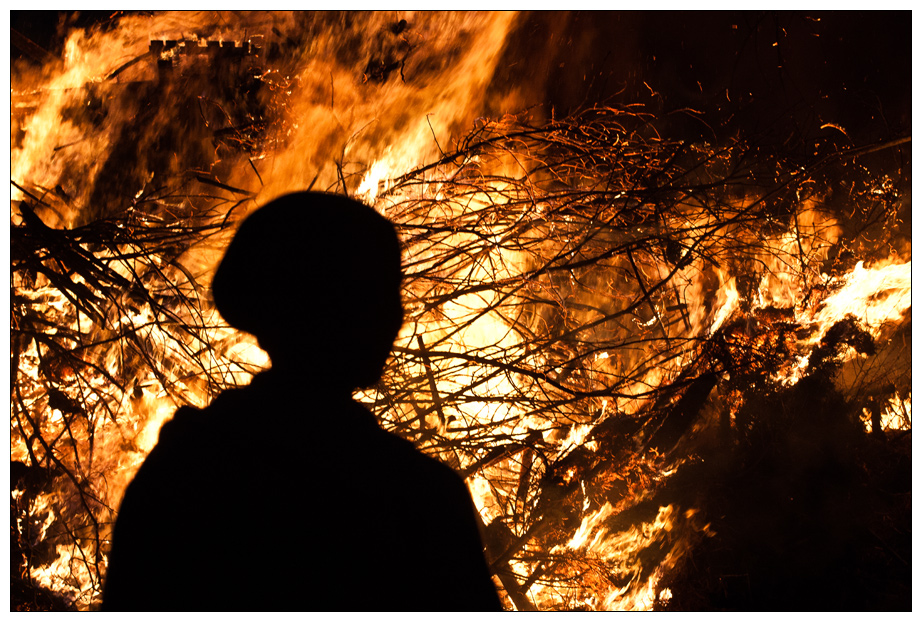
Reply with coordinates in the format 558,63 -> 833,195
11,12 -> 911,610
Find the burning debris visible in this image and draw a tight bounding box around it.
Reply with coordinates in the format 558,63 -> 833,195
10,11 -> 911,611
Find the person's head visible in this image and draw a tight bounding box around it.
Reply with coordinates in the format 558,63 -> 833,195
211,191 -> 403,389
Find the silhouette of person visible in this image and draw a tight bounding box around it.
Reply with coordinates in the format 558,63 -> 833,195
102,192 -> 502,611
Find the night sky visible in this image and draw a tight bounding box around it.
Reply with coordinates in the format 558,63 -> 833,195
492,12 -> 910,145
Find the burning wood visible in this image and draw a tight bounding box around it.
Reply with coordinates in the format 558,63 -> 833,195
11,11 -> 910,611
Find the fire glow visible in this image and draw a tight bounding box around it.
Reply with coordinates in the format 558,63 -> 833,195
11,12 -> 911,611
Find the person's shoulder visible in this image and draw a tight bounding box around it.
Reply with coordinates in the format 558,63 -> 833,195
367,419 -> 468,488
155,404 -> 203,442
143,395 -> 233,471
156,385 -> 250,443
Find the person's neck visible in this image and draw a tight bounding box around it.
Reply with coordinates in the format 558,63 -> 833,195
257,363 -> 356,397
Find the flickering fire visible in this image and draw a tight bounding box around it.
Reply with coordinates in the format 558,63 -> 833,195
11,12 -> 910,611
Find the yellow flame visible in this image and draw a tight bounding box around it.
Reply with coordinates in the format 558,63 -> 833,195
804,260 -> 912,339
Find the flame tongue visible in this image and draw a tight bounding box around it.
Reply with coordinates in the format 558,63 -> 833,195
805,260 -> 912,339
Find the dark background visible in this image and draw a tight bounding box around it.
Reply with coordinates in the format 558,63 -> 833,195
493,11 -> 910,146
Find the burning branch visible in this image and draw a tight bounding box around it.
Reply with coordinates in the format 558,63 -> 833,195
11,189 -> 263,608
358,107 -> 910,609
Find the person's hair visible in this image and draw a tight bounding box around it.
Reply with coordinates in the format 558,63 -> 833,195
211,191 -> 403,388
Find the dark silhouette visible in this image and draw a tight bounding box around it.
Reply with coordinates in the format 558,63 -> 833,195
102,192 -> 502,612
